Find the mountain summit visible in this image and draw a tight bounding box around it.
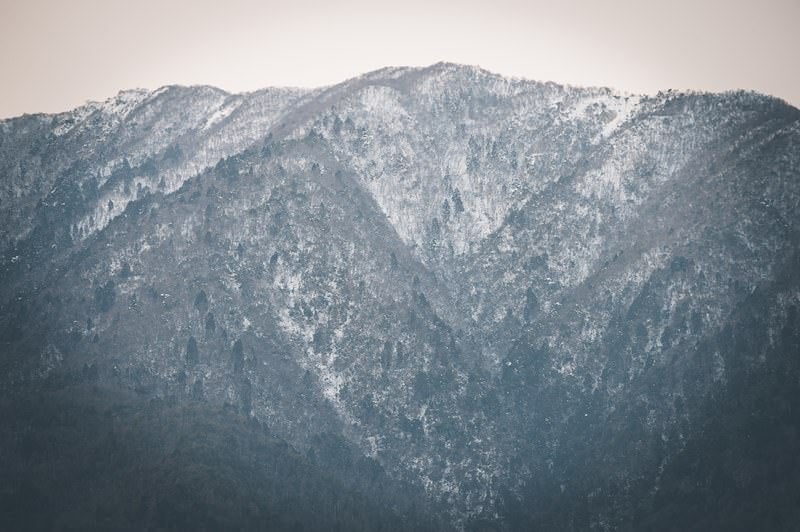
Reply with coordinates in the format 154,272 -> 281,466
2,64 -> 799,530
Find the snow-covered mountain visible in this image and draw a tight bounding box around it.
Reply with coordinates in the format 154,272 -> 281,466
2,63 -> 799,530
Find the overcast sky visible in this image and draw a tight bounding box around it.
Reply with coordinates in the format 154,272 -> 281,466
1,0 -> 798,118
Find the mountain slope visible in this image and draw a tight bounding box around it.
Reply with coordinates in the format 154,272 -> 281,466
1,63 -> 799,529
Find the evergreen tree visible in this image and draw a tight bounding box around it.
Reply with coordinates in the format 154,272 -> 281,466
524,287 -> 539,323
232,339 -> 244,373
194,290 -> 209,314
186,337 -> 199,367
94,281 -> 116,312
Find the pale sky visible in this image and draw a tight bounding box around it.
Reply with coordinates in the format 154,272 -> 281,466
1,0 -> 798,118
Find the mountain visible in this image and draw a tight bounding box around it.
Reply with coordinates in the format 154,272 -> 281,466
1,62 -> 799,530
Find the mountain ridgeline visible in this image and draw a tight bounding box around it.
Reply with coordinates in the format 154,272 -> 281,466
1,63 -> 799,530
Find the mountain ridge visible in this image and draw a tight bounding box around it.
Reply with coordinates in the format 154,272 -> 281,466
5,61 -> 796,125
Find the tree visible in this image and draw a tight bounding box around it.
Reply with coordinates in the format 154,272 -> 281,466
128,293 -> 138,312
163,143 -> 184,163
428,218 -> 441,249
451,189 -> 465,214
524,287 -> 539,323
94,281 -> 116,312
194,290 -> 209,314
232,339 -> 244,373
240,379 -> 253,414
186,337 -> 199,367
380,341 -> 393,371
191,378 -> 204,400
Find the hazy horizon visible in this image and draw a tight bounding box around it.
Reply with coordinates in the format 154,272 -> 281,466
2,0 -> 799,119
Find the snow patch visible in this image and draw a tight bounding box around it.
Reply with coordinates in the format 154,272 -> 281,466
202,98 -> 241,130
600,95 -> 641,139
